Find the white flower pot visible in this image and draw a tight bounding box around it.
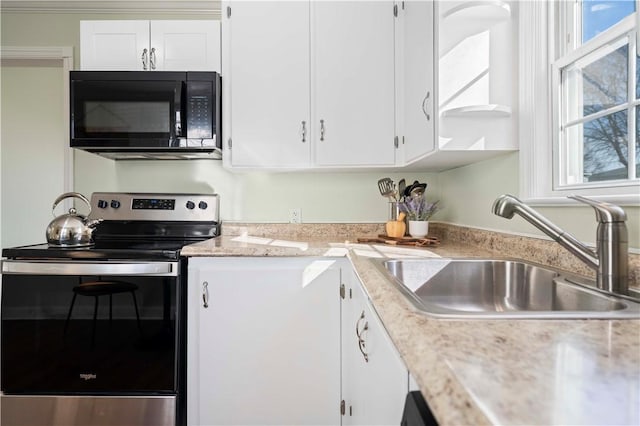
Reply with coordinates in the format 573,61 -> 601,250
408,221 -> 429,238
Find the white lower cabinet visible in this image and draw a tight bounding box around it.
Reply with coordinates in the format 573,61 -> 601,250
187,257 -> 341,425
187,257 -> 409,425
341,268 -> 409,425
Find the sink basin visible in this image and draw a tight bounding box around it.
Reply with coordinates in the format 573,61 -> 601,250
372,258 -> 640,319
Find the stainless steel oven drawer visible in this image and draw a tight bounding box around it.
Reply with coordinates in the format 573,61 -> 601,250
1,394 -> 176,426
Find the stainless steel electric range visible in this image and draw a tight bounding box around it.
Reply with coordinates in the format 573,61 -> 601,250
0,192 -> 220,426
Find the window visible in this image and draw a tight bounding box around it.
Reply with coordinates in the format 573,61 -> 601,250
519,1 -> 639,205
582,0 -> 636,43
556,0 -> 638,189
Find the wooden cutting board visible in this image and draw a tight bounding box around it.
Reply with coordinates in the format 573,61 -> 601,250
356,234 -> 440,247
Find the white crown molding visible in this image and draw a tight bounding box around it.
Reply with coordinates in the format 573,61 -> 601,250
1,1 -> 221,16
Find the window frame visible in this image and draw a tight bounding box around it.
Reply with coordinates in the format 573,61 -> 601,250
519,0 -> 640,206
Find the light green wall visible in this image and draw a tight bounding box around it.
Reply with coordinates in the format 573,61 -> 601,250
1,62 -> 67,247
107,165 -> 439,223
438,152 -> 640,249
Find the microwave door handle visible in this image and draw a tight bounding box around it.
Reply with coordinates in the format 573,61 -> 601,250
175,111 -> 182,136
175,82 -> 186,140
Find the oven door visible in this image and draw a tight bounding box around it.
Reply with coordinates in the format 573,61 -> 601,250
0,260 -> 181,394
70,72 -> 184,148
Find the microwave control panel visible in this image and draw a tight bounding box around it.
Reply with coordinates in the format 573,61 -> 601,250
186,81 -> 213,140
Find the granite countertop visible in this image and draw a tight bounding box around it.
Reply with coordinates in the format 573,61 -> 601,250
182,226 -> 640,426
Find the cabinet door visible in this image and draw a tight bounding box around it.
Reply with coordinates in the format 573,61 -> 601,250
150,21 -> 220,72
80,20 -> 149,70
312,1 -> 396,166
187,257 -> 341,426
400,1 -> 435,163
225,1 -> 311,167
342,269 -> 409,425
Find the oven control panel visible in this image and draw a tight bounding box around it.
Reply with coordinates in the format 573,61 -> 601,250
89,192 -> 219,222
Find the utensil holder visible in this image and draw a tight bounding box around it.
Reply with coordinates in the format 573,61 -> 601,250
389,202 -> 399,221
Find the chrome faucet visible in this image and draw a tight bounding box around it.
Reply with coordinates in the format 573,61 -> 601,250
492,194 -> 628,296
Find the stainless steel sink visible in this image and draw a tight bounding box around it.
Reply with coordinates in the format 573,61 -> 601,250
372,258 -> 640,319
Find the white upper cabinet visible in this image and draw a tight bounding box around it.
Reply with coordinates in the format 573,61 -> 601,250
150,21 -> 221,71
223,1 -> 397,169
398,0 -> 517,171
312,1 -> 396,167
397,0 -> 436,164
224,2 -> 311,167
222,0 -> 518,171
81,21 -> 148,70
80,20 -> 220,72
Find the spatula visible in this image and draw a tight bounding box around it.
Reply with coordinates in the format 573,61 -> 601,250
398,179 -> 406,201
377,178 -> 395,200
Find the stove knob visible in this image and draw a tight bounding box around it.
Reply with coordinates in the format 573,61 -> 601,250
186,201 -> 196,210
97,200 -> 108,209
198,201 -> 208,210
110,200 -> 121,209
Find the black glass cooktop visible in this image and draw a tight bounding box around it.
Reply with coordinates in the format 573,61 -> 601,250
1,241 -> 187,261
2,220 -> 219,261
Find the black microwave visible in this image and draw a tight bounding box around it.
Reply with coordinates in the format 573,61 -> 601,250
70,71 -> 221,160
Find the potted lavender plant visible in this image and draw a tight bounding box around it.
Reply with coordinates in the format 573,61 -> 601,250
399,195 -> 439,238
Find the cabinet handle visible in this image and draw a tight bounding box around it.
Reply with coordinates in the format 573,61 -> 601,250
421,91 -> 431,121
202,281 -> 209,308
150,47 -> 157,70
301,121 -> 307,143
355,310 -> 365,339
355,310 -> 369,363
320,119 -> 325,141
141,48 -> 149,70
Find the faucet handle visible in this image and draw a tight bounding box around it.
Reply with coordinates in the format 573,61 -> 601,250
569,195 -> 627,223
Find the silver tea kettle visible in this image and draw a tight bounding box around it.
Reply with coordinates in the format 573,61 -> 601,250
46,192 -> 102,247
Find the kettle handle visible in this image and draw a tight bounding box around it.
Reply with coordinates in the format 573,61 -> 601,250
52,192 -> 91,217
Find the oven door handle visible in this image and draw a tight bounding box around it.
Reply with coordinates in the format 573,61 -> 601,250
0,260 -> 178,276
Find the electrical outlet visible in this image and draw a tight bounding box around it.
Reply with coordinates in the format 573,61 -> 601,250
289,208 -> 301,224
